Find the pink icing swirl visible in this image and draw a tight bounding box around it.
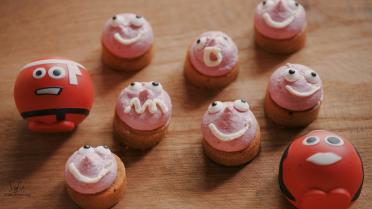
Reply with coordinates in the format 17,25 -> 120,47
268,63 -> 323,111
202,100 -> 259,152
116,81 -> 172,131
64,145 -> 117,194
254,0 -> 306,40
102,13 -> 153,58
189,31 -> 238,77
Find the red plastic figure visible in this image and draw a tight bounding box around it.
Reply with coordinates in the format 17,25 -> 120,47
14,58 -> 94,133
279,130 -> 363,209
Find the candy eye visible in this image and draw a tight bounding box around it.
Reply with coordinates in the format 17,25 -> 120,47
111,15 -> 125,27
48,66 -> 66,79
262,0 -> 275,7
287,0 -> 300,9
130,14 -> 144,27
325,136 -> 344,146
284,68 -> 300,82
32,67 -> 46,79
128,82 -> 142,91
78,144 -> 94,154
95,145 -> 112,156
233,99 -> 250,112
196,37 -> 207,50
303,136 -> 320,146
147,81 -> 163,93
305,70 -> 320,84
208,101 -> 224,114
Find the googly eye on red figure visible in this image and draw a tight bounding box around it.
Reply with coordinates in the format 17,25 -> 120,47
279,130 -> 364,209
13,57 -> 94,133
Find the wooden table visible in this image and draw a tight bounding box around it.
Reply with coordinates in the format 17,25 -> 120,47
0,0 -> 371,208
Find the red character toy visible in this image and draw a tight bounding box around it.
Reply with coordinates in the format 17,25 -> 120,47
279,130 -> 364,209
14,58 -> 94,133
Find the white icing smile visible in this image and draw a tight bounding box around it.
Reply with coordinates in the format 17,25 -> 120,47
124,97 -> 168,114
262,13 -> 295,29
35,87 -> 62,95
285,85 -> 320,97
203,46 -> 223,67
208,122 -> 250,141
114,30 -> 144,45
306,152 -> 342,166
68,161 -> 113,184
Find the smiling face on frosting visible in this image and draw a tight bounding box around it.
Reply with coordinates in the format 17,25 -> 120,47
202,100 -> 258,152
255,0 -> 306,39
116,81 -> 172,131
189,31 -> 238,77
269,63 -> 323,111
64,145 -> 117,194
102,13 -> 153,58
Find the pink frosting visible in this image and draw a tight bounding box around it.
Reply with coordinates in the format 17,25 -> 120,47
116,81 -> 172,131
254,0 -> 306,40
64,146 -> 117,194
102,13 -> 153,58
268,64 -> 323,111
202,100 -> 259,152
188,31 -> 238,77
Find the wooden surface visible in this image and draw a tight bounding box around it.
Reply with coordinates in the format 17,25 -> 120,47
0,0 -> 371,208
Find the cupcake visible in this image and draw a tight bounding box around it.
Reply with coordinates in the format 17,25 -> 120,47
113,81 -> 172,150
254,0 -> 307,54
264,63 -> 323,127
101,13 -> 154,71
65,145 -> 126,209
184,31 -> 239,88
279,130 -> 364,209
202,100 -> 261,166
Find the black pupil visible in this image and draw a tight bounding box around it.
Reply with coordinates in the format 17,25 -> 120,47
224,36 -> 228,40
311,72 -> 317,77
53,70 -> 61,76
289,69 -> 295,74
295,2 -> 299,6
83,145 -> 90,149
136,15 -> 142,19
130,82 -> 135,86
212,102 -> 217,106
112,16 -> 117,20
306,137 -> 317,144
152,82 -> 159,86
197,39 -> 201,44
241,100 -> 246,103
36,70 -> 42,76
328,137 -> 341,144
263,1 -> 266,5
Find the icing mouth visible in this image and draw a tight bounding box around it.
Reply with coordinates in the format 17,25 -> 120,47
114,30 -> 144,45
262,13 -> 295,29
285,85 -> 320,97
208,122 -> 250,141
35,87 -> 62,95
68,161 -> 113,184
124,97 -> 168,114
203,47 -> 223,67
306,152 -> 342,166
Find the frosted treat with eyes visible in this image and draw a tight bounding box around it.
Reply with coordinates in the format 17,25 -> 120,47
279,130 -> 364,209
269,63 -> 323,111
65,145 -> 126,209
184,31 -> 239,88
114,81 -> 172,150
201,100 -> 261,166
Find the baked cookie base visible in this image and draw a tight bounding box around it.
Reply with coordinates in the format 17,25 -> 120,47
264,91 -> 321,127
66,155 -> 126,209
254,27 -> 306,54
101,43 -> 153,71
184,53 -> 239,89
113,113 -> 169,150
203,126 -> 261,166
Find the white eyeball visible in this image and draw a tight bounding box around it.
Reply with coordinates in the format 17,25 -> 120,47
303,136 -> 320,146
32,67 -> 46,79
130,15 -> 145,27
284,67 -> 300,82
325,136 -> 344,147
78,145 -> 94,154
233,99 -> 250,112
128,82 -> 142,91
48,66 -> 66,79
208,101 -> 224,114
287,0 -> 300,10
262,0 -> 275,8
95,145 -> 112,156
111,15 -> 125,27
305,70 -> 320,84
196,37 -> 207,50
147,81 -> 163,93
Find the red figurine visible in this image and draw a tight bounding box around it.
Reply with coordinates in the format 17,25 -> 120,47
279,130 -> 363,209
14,57 -> 94,133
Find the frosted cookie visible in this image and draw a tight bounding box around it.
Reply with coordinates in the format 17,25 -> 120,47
101,13 -> 154,71
254,0 -> 307,54
184,31 -> 239,88
202,100 -> 261,166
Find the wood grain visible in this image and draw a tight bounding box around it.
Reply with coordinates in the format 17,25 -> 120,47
0,0 -> 372,208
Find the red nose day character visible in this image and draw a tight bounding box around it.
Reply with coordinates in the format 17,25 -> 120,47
14,58 -> 94,133
279,130 -> 364,209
